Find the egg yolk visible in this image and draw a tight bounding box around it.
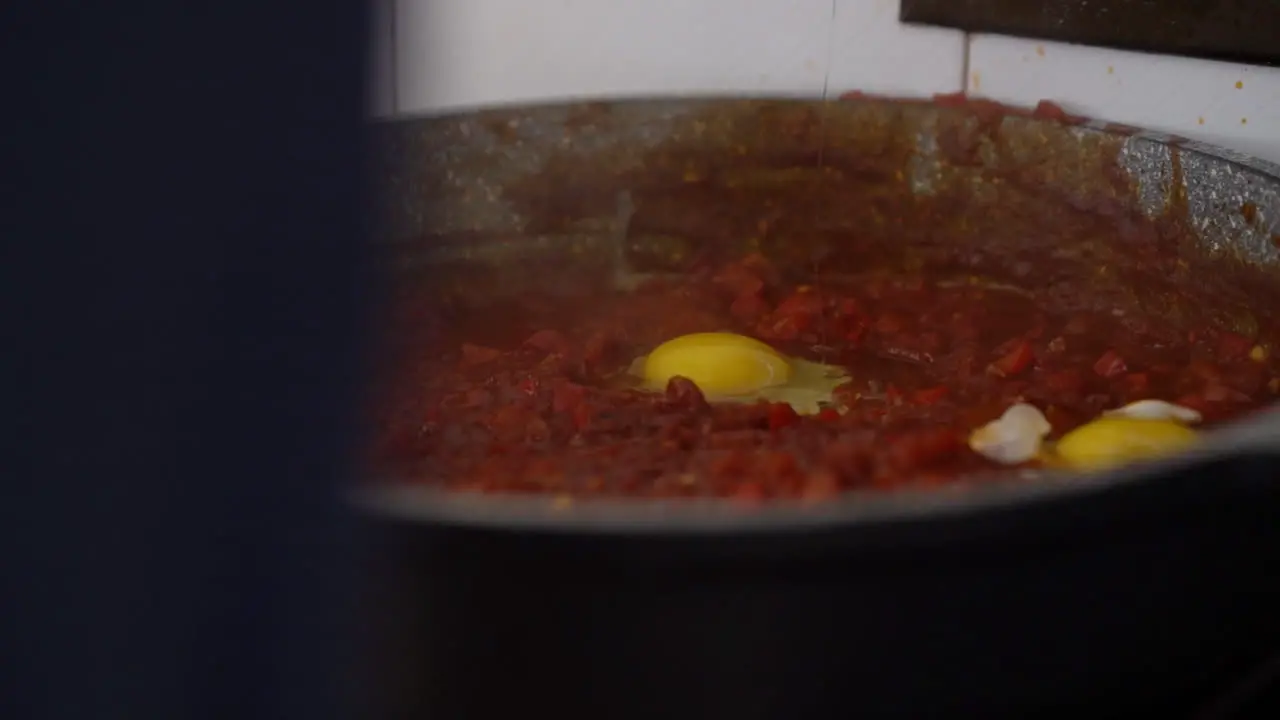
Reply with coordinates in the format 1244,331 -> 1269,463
1053,417 -> 1198,471
641,332 -> 793,395
631,332 -> 850,414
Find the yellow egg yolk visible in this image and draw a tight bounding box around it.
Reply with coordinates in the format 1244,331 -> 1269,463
641,332 -> 792,394
631,332 -> 849,415
1053,416 -> 1198,471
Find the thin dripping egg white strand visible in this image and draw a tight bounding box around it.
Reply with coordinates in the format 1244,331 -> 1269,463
751,347 -> 782,388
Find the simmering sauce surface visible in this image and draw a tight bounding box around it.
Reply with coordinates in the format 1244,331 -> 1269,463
370,253 -> 1277,503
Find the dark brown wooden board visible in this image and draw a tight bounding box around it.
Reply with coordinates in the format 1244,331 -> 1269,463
901,0 -> 1279,68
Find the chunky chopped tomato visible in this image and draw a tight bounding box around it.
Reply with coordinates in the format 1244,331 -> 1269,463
1202,383 -> 1251,403
1044,368 -> 1085,394
800,470 -> 840,501
525,417 -> 550,443
460,343 -> 501,366
759,450 -> 799,479
875,313 -> 906,334
570,403 -> 592,431
775,289 -> 825,317
844,320 -> 867,344
1120,372 -> 1149,395
885,384 -> 905,406
989,338 -> 1035,377
582,332 -> 612,365
371,252 -> 1279,502
768,402 -> 800,430
524,329 -> 570,355
713,262 -> 766,297
462,388 -> 493,407
757,313 -> 802,340
551,381 -> 586,413
729,292 -> 769,321
738,252 -> 778,278
836,297 -> 862,317
1093,349 -> 1128,378
879,428 -> 964,477
731,481 -> 766,505
662,376 -> 710,412
1214,330 -> 1254,363
914,386 -> 949,405
517,377 -> 539,397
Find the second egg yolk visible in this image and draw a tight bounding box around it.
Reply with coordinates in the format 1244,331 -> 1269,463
1053,416 -> 1199,471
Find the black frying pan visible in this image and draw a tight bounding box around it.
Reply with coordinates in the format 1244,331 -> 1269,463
357,97 -> 1280,718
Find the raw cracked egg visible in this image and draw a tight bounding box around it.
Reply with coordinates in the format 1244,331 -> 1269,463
1057,399 -> 1202,470
969,399 -> 1202,471
1054,416 -> 1199,471
1101,399 -> 1202,423
629,332 -> 849,414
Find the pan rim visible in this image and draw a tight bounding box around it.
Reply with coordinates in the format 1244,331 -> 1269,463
352,407 -> 1280,534
369,93 -> 1280,178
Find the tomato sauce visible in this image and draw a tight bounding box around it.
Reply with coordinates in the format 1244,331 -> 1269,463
370,252 -> 1278,503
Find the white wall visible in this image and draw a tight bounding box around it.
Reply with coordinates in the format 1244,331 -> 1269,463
370,0 -> 1280,164
967,35 -> 1280,165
